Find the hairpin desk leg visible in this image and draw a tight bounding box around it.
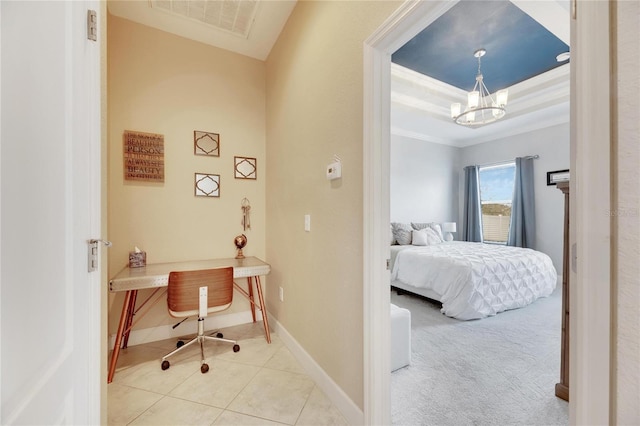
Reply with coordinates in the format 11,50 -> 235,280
254,276 -> 271,344
121,290 -> 138,349
247,277 -> 256,323
108,289 -> 135,383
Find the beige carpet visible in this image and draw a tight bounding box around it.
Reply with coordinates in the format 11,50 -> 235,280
390,284 -> 568,426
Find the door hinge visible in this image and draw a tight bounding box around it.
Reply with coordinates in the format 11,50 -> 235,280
386,259 -> 391,270
571,0 -> 577,20
88,239 -> 111,272
87,10 -> 97,42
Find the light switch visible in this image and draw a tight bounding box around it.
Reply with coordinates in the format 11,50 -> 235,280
304,214 -> 311,232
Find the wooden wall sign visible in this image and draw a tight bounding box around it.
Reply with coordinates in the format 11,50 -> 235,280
123,130 -> 165,182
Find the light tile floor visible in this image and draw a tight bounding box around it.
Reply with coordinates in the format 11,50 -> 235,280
108,322 -> 347,426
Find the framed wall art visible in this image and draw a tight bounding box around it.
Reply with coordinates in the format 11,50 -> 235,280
547,169 -> 569,186
234,156 -> 257,180
194,131 -> 220,157
123,130 -> 165,182
194,173 -> 220,197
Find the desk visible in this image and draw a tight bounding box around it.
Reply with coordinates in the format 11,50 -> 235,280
107,256 -> 271,383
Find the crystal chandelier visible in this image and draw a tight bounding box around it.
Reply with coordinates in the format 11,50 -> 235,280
451,48 -> 508,126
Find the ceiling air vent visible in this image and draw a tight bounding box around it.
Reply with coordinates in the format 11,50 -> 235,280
150,0 -> 259,38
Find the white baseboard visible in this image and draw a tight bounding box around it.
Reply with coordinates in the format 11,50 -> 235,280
108,309 -> 261,348
269,313 -> 363,425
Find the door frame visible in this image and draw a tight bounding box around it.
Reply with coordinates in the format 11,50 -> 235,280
362,1 -> 611,424
568,1 -> 611,423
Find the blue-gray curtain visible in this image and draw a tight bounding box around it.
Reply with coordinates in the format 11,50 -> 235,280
508,157 -> 536,248
462,165 -> 483,242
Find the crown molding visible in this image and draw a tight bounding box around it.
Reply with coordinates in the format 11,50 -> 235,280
391,62 -> 570,145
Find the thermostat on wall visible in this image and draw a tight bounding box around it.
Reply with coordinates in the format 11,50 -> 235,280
326,155 -> 342,180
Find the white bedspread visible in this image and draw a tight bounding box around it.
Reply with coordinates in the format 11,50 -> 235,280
390,242 -> 557,320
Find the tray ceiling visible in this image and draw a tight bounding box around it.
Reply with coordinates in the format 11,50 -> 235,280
393,1 -> 569,92
391,0 -> 571,146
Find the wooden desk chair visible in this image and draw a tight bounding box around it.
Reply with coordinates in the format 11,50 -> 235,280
161,267 -> 240,374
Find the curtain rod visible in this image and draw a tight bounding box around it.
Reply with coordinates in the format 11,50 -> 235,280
476,155 -> 539,169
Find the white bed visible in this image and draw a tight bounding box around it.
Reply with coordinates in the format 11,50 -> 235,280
390,241 -> 558,320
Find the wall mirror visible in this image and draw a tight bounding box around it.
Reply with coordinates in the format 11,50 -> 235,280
194,131 -> 220,157
195,173 -> 220,197
234,156 -> 257,180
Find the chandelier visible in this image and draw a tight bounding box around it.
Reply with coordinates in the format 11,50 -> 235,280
451,48 -> 508,126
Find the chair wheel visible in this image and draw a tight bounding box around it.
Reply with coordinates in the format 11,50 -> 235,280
176,340 -> 184,348
216,332 -> 223,338
233,344 -> 240,353
200,363 -> 209,374
161,360 -> 170,370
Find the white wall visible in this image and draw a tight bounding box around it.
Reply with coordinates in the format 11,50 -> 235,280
390,124 -> 569,270
460,123 -> 569,270
390,134 -> 460,225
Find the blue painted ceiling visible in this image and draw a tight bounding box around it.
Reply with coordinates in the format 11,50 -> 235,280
392,1 -> 570,92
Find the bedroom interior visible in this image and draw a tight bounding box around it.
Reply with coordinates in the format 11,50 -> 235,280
388,1 -> 570,424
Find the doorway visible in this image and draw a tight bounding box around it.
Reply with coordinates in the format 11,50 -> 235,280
362,1 -> 612,424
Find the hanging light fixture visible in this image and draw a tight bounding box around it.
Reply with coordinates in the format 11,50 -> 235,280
451,48 -> 508,127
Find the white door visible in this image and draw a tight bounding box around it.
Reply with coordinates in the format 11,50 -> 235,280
1,1 -> 102,424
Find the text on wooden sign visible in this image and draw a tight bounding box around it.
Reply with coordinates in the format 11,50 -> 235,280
123,130 -> 165,182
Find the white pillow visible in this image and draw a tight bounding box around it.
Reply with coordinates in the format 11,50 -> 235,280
423,228 -> 443,245
391,222 -> 413,245
411,222 -> 444,242
411,230 -> 427,246
411,228 -> 442,246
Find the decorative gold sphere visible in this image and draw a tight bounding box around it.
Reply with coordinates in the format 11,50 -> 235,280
234,234 -> 247,249
234,234 -> 247,259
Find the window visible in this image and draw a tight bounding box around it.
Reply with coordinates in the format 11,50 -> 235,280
478,162 -> 516,244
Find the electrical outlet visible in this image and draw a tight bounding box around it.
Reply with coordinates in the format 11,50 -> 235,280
279,286 -> 284,302
304,214 -> 311,232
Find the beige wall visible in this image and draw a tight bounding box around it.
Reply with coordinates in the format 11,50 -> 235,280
265,0 -> 400,410
613,0 -> 640,422
107,16 -> 266,334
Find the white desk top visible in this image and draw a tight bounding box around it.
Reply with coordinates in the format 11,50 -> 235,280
109,256 -> 270,292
